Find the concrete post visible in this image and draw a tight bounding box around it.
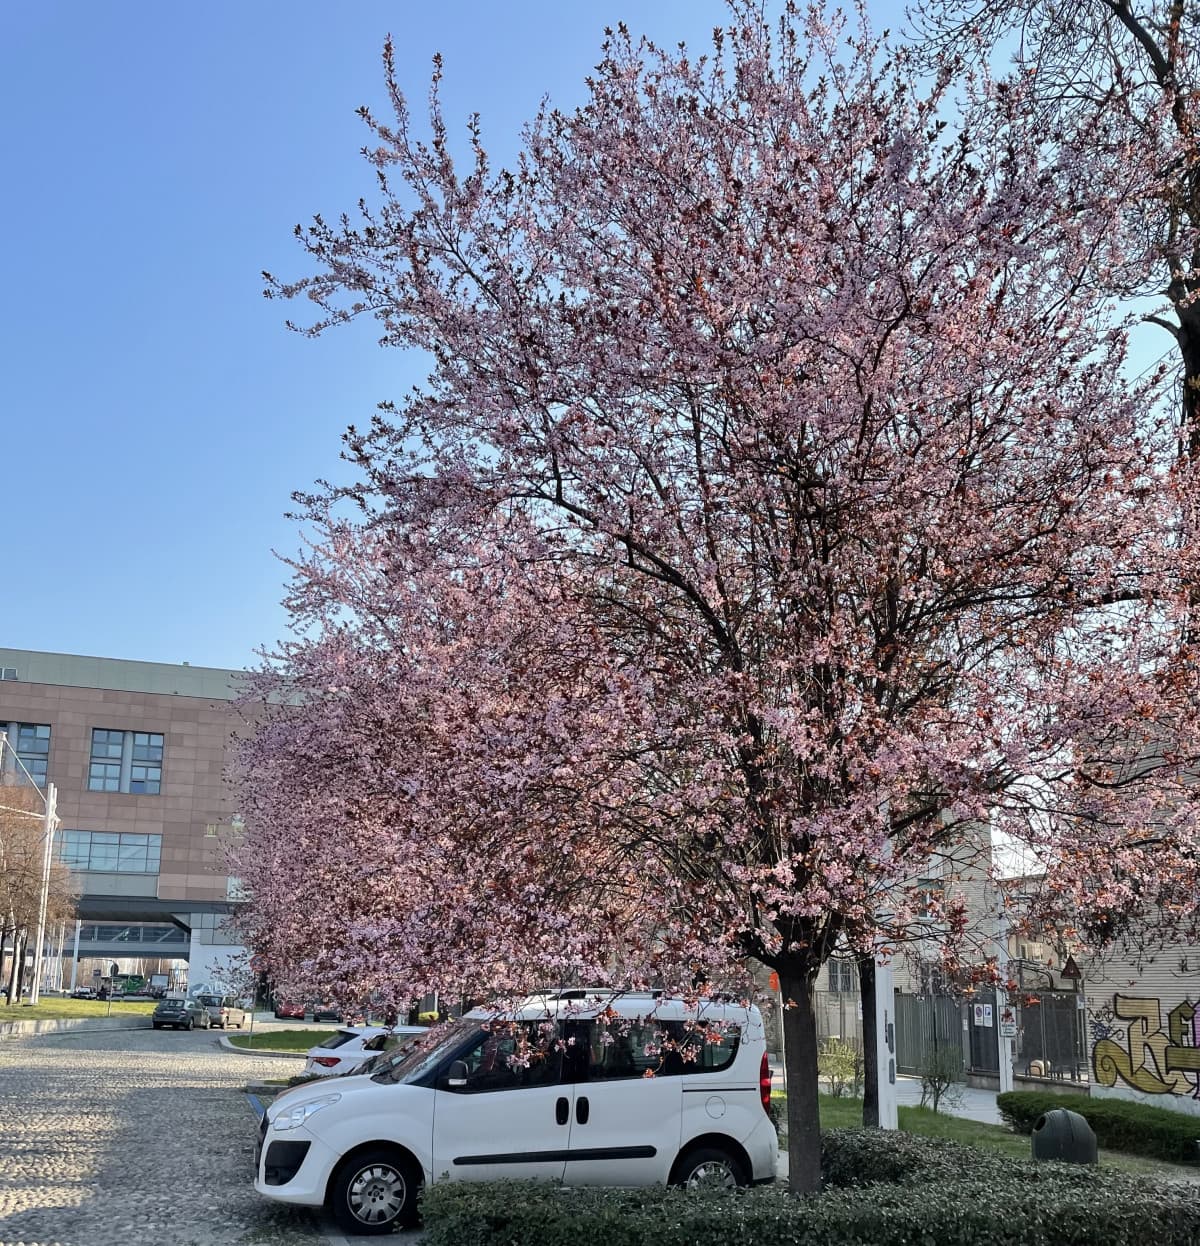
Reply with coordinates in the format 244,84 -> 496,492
874,951 -> 899,1129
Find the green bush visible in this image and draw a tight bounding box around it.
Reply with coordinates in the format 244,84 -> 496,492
997,1090 -> 1200,1163
420,1133 -> 1196,1246
818,1038 -> 863,1098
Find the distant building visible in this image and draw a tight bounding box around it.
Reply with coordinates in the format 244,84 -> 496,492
0,647 -> 247,987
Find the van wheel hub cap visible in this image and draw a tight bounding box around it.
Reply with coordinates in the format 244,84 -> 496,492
349,1165 -> 404,1224
686,1160 -> 736,1189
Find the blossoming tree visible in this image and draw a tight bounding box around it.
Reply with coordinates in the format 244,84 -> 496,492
237,2 -> 1200,1191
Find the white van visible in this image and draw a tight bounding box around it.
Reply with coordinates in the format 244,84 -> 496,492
254,990 -> 777,1235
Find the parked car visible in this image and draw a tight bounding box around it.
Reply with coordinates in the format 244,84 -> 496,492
303,1025 -> 428,1078
152,997 -> 210,1031
196,993 -> 248,1029
273,999 -> 306,1020
71,986 -> 98,999
255,991 -> 775,1235
311,1001 -> 343,1023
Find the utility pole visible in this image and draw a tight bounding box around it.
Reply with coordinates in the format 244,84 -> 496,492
27,783 -> 58,1006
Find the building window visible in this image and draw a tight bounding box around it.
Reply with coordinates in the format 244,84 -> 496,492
2,721 -> 51,787
828,957 -> 857,993
87,729 -> 163,794
60,830 -> 162,873
916,878 -> 945,923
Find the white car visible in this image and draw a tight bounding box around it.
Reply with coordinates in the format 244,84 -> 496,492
255,991 -> 776,1236
303,1025 -> 428,1078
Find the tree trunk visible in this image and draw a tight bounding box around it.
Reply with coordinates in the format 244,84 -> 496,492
1178,306 -> 1200,463
858,954 -> 879,1128
779,967 -> 822,1194
8,932 -> 24,1003
0,922 -> 9,1004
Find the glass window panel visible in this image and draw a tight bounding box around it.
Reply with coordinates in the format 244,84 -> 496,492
117,840 -> 147,865
89,845 -> 119,870
88,762 -> 120,790
91,729 -> 124,758
91,832 -> 118,845
17,724 -> 50,753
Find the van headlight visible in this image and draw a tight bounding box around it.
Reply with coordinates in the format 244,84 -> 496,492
272,1093 -> 341,1132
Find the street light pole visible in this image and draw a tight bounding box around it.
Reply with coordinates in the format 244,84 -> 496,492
27,783 -> 58,1006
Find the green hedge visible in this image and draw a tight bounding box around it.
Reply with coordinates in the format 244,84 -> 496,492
420,1132 -> 1196,1246
997,1090 -> 1200,1164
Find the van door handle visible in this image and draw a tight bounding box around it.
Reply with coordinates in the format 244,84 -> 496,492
556,1096 -> 569,1126
576,1096 -> 590,1125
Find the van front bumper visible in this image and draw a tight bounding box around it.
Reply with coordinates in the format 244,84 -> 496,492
254,1124 -> 337,1208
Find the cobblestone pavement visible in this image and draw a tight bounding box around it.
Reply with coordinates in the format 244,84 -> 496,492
0,1024 -> 336,1246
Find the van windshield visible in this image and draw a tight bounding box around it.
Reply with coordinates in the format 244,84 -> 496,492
371,1020 -> 478,1086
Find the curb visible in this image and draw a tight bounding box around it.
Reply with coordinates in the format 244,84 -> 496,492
1,1015 -> 152,1039
219,1033 -> 307,1059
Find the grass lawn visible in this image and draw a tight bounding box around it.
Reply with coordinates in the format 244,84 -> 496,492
0,997 -> 156,1022
228,1028 -> 335,1053
774,1093 -> 1198,1181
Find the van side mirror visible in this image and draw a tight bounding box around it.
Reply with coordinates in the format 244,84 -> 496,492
447,1060 -> 469,1087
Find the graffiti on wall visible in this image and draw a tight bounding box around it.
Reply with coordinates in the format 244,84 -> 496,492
1091,993 -> 1200,1096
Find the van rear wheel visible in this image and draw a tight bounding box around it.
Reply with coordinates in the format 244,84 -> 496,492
330,1147 -> 420,1235
671,1144 -> 748,1190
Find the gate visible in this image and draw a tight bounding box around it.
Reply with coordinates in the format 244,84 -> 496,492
967,989 -> 1000,1073
1015,990 -> 1087,1082
895,992 -> 965,1079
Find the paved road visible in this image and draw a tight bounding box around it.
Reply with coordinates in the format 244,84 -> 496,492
0,1022 -> 333,1246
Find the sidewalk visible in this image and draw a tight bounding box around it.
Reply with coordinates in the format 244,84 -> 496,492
769,1065 -> 1002,1125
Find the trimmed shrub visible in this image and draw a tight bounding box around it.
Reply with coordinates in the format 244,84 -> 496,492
998,1090 -> 1200,1163
420,1133 -> 1196,1246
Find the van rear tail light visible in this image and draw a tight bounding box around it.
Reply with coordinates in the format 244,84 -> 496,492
759,1051 -> 772,1114
313,1057 -> 341,1068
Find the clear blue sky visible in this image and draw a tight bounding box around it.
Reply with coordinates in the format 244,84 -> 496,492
0,1 -> 934,671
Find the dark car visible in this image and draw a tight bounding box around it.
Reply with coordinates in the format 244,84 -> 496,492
311,1002 -> 343,1023
152,998 -> 209,1030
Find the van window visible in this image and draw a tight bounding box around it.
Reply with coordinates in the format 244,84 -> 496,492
585,1019 -> 740,1079
443,1022 -> 563,1093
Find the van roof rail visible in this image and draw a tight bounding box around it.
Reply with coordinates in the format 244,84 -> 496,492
531,987 -> 664,1001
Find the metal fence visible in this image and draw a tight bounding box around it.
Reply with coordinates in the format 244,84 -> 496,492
896,992 -> 965,1080
1014,989 -> 1088,1082
813,989 -> 864,1052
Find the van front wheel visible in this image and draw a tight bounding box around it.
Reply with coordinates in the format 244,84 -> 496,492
330,1148 -> 420,1235
671,1144 -> 748,1190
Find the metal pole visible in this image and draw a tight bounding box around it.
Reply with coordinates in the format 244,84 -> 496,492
27,783 -> 57,1006
69,919 -> 81,993
996,905 -> 1014,1095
